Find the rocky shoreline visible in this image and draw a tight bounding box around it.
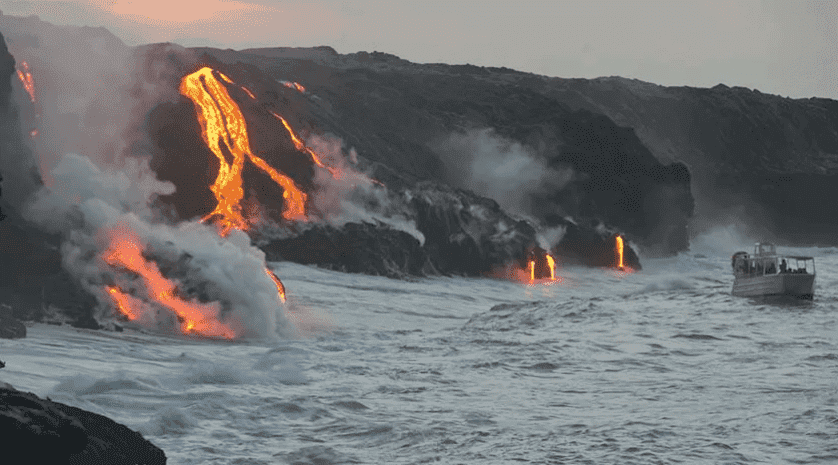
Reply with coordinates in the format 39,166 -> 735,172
0,382 -> 166,464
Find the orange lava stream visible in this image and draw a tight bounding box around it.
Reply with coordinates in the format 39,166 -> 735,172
616,235 -> 625,269
265,269 -> 287,303
106,285 -> 139,321
16,61 -> 35,103
241,86 -> 257,100
546,254 -> 556,280
179,67 -> 308,234
269,111 -> 341,178
281,80 -> 306,93
178,67 -> 292,327
103,226 -> 236,339
529,259 -> 535,284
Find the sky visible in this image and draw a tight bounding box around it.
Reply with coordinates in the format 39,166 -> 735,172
0,0 -> 836,100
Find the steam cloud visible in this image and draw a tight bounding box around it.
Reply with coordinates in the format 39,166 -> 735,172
306,133 -> 425,245
4,17 -> 293,338
433,128 -> 574,219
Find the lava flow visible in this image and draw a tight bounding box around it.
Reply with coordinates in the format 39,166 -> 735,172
269,110 -> 342,178
103,225 -> 236,339
615,235 -> 625,269
179,66 -> 307,235
179,66 -> 295,307
280,80 -> 306,93
525,249 -> 559,285
16,61 -> 36,103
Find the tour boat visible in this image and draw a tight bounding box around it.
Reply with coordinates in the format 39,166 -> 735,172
731,243 -> 815,299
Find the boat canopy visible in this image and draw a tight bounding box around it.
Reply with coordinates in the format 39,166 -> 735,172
754,242 -> 776,256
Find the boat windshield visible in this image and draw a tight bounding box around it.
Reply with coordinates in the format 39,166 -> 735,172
778,256 -> 815,275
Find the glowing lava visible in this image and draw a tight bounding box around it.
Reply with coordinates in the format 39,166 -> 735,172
615,235 -> 625,269
265,268 -> 287,303
280,80 -> 306,93
178,66 -> 298,320
106,285 -> 139,321
16,61 -> 35,103
527,251 -> 559,284
546,254 -> 556,280
269,111 -> 342,178
179,66 -> 307,235
103,224 -> 236,339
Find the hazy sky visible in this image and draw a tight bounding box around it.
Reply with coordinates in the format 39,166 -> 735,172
1,0 -> 835,100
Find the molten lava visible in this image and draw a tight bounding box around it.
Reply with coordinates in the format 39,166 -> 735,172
16,61 -> 35,103
178,66 -> 300,320
179,66 -> 307,235
106,285 -> 139,321
265,268 -> 287,303
269,111 -> 341,178
615,235 -> 625,269
546,254 -> 556,281
103,224 -> 236,339
280,80 -> 306,93
526,250 -> 559,284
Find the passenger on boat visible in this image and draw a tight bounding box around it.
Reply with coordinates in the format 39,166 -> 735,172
780,259 -> 787,273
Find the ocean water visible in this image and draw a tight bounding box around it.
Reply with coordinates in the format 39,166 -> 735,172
2,242 -> 838,464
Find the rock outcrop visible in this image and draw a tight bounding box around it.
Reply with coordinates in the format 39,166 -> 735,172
0,385 -> 166,464
261,182 -> 641,277
536,77 -> 838,244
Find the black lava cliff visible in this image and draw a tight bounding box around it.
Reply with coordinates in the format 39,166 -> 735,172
0,385 -> 166,464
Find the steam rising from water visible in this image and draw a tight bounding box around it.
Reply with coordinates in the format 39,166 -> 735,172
26,153 -> 294,338
1,19 -> 298,338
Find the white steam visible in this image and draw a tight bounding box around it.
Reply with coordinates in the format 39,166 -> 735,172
433,128 -> 574,217
536,226 -> 566,250
306,133 -> 425,245
27,153 -> 294,338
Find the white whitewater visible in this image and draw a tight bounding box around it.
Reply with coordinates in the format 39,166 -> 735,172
2,243 -> 837,464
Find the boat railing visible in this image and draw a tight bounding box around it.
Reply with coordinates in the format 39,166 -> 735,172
733,254 -> 815,277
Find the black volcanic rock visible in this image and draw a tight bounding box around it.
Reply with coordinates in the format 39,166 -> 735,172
554,223 -> 641,270
539,76 -> 838,244
192,47 -> 694,256
144,53 -> 649,276
406,182 -> 536,276
0,386 -> 166,464
259,182 -> 641,277
262,222 -> 429,278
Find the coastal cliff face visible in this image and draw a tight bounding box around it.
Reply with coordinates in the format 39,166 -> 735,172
538,77 -> 838,244
192,48 -> 694,257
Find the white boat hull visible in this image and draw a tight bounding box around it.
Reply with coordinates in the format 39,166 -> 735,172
732,273 -> 815,299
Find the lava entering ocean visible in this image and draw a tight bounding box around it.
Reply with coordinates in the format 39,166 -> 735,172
103,223 -> 237,339
615,235 -> 625,269
98,66 -> 323,335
